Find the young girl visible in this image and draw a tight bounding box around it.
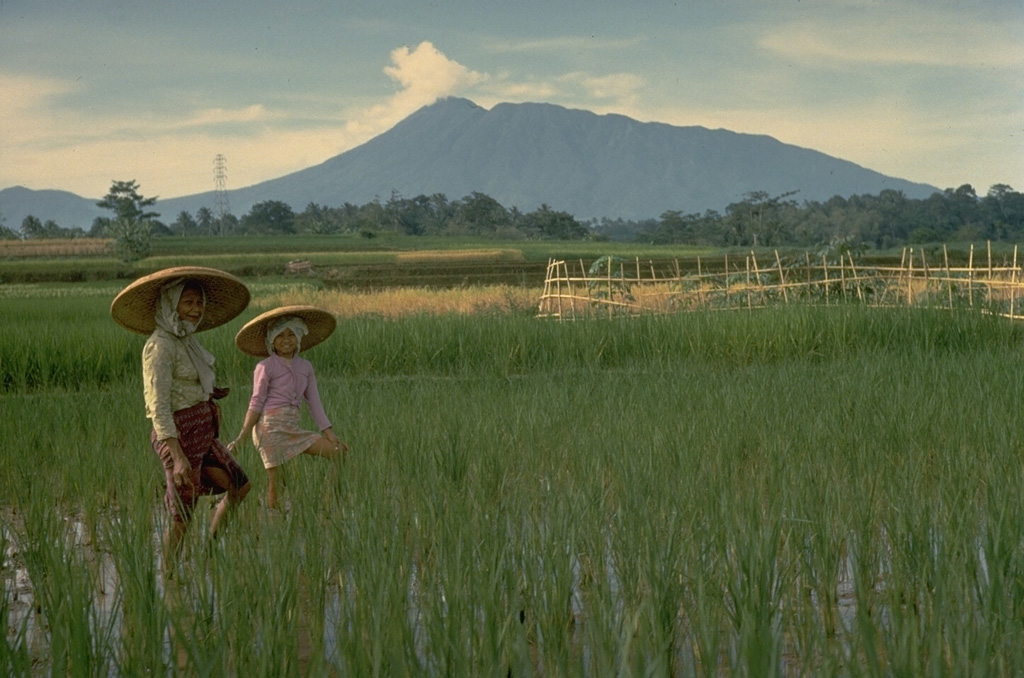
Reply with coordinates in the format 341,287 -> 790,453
228,305 -> 347,508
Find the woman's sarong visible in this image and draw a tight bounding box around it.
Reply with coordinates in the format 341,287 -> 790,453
252,406 -> 320,469
151,400 -> 250,523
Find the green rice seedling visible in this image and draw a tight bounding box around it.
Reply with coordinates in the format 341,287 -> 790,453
967,483 -> 1024,671
14,501 -> 116,675
0,521 -> 33,677
6,280 -> 1024,672
101,490 -> 165,675
721,504 -> 788,676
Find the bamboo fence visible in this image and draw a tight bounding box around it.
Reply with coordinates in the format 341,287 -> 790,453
537,243 -> 1024,321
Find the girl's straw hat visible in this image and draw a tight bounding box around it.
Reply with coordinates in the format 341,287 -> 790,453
110,266 -> 251,334
235,305 -> 337,357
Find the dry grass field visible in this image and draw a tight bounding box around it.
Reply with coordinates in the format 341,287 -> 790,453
0,238 -> 113,257
258,283 -> 542,317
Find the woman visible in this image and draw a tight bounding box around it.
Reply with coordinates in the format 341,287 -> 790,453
229,305 -> 347,509
111,266 -> 252,557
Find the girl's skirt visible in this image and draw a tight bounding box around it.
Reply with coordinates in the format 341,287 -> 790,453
253,406 -> 321,469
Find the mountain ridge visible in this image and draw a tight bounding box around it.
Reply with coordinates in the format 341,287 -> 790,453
1,97 -> 939,230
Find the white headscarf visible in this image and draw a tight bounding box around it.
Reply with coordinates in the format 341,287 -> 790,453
154,278 -> 217,397
266,316 -> 309,356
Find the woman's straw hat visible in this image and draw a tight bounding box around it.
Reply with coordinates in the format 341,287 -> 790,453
110,266 -> 251,334
235,305 -> 337,357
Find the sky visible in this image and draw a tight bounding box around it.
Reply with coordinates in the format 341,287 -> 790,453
1,0 -> 1022,202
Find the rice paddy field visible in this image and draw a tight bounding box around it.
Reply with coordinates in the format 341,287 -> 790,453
2,278 -> 1024,676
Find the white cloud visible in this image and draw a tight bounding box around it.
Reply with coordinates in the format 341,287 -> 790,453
335,41 -> 489,149
178,105 -> 281,130
563,72 -> 645,106
760,14 -> 1024,68
472,69 -> 645,113
382,42 -> 487,111
0,42 -> 490,197
0,74 -> 79,143
484,79 -> 559,102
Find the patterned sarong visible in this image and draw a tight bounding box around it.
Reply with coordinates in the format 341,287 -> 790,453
151,400 -> 250,523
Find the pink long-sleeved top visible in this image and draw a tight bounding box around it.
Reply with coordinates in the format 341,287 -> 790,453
247,354 -> 332,431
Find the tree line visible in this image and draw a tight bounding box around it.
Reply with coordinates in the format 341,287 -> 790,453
5,181 -> 1024,260
628,184 -> 1024,249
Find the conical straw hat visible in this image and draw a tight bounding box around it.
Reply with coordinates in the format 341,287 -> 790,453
235,305 -> 337,357
110,266 -> 250,335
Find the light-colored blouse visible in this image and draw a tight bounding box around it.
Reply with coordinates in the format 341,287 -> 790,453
143,328 -> 210,440
247,354 -> 331,431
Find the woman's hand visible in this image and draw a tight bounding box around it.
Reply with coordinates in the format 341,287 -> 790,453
165,438 -> 193,489
226,436 -> 243,453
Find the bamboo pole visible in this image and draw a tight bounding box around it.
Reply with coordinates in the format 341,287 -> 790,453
822,254 -> 830,305
745,255 -> 753,310
775,250 -> 789,303
943,244 -> 954,311
892,247 -> 907,308
556,260 -> 565,320
696,257 -> 706,309
968,244 -> 975,308
606,257 -> 613,319
751,251 -> 765,306
907,247 -> 914,307
987,240 -> 993,306
584,260 -> 594,310
1007,245 -> 1015,319
634,257 -> 642,311
839,252 -> 849,303
620,259 -> 627,314
848,252 -> 863,302
538,258 -> 551,316
922,249 -> 932,308
724,253 -> 730,308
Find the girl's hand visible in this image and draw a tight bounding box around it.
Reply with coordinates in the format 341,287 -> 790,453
323,428 -> 348,454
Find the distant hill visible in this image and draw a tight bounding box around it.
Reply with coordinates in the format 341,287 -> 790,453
0,186 -> 104,232
2,97 -> 939,230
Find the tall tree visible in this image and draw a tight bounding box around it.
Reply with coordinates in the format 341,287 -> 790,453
21,215 -> 44,239
97,180 -> 159,223
97,179 -> 158,262
241,200 -> 295,234
196,207 -> 215,235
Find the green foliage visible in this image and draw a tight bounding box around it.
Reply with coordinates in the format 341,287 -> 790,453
240,200 -> 296,234
3,288 -> 1024,672
97,180 -> 157,262
96,180 -> 158,223
20,215 -> 84,239
3,284 -> 1024,672
637,184 -> 1024,249
586,254 -> 634,303
106,217 -> 152,263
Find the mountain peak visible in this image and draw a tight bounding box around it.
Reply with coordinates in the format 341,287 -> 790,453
3,99 -> 940,228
